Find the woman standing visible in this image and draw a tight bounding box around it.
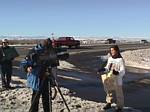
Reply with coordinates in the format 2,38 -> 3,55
99,45 -> 125,112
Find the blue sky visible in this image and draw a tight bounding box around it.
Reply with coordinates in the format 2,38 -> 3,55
0,0 -> 150,38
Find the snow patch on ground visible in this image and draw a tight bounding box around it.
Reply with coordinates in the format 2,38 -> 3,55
122,49 -> 150,69
58,61 -> 80,70
0,87 -> 142,112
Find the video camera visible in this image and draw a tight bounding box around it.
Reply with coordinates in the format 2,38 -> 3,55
20,44 -> 69,72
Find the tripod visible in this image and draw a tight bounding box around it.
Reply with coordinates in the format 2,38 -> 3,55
29,66 -> 70,112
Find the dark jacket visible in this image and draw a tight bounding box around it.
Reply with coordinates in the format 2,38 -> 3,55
0,46 -> 18,64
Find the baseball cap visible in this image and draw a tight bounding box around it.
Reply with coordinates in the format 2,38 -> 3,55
2,39 -> 9,43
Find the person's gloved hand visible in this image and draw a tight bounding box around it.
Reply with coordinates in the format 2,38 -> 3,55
97,68 -> 105,74
113,69 -> 119,75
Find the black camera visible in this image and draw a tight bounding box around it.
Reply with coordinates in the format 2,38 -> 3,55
30,47 -> 55,67
20,43 -> 69,72
29,44 -> 69,67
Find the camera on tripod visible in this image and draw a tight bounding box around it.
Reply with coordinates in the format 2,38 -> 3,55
20,41 -> 71,112
20,43 -> 69,72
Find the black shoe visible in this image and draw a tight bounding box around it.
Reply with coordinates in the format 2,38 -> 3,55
0,86 -> 7,91
103,103 -> 111,110
115,107 -> 123,112
6,85 -> 14,89
2,85 -> 6,88
2,85 -> 7,88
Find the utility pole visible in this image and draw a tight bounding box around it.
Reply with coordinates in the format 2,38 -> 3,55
51,33 -> 54,40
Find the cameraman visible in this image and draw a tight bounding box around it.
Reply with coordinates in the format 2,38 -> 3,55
0,39 -> 18,89
26,38 -> 57,112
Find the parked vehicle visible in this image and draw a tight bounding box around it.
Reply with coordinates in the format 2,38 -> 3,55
52,37 -> 80,48
140,39 -> 149,44
105,38 -> 116,44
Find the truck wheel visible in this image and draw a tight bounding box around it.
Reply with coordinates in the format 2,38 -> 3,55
69,46 -> 72,48
75,45 -> 80,48
57,44 -> 61,48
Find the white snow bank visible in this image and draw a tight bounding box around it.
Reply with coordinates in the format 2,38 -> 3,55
122,49 -> 150,69
58,61 -> 79,70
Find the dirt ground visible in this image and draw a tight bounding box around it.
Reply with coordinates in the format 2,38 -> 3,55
0,44 -> 150,112
64,51 -> 150,112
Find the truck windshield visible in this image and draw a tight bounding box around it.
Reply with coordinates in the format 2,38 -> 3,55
70,37 -> 74,40
58,37 -> 66,40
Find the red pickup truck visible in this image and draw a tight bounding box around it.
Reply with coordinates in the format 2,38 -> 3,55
52,37 -> 80,48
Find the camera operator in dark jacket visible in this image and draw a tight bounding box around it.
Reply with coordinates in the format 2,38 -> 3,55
0,39 -> 18,89
25,38 -> 58,112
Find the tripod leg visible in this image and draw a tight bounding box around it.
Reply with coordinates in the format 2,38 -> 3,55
49,80 -> 52,112
54,79 -> 70,112
48,67 -> 70,112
